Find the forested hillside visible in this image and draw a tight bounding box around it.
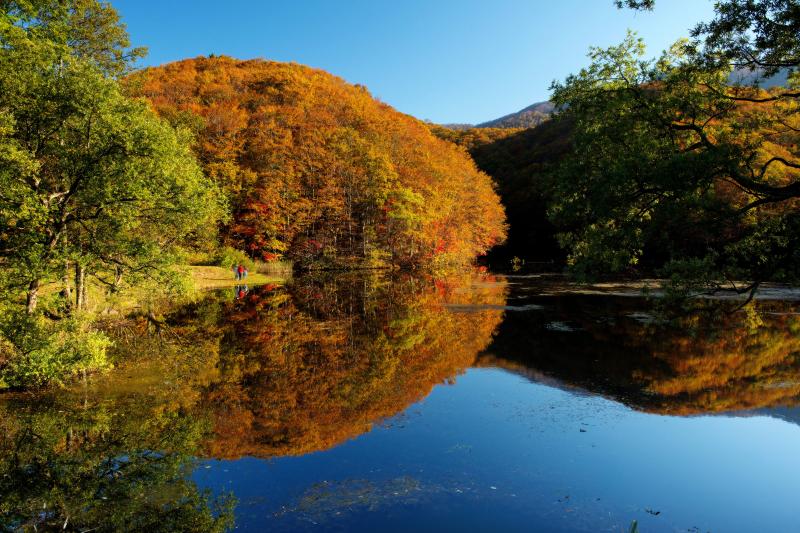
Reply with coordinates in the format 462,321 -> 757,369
476,100 -> 555,129
438,74 -> 800,280
0,0 -> 507,390
430,120 -> 571,264
128,57 -> 507,270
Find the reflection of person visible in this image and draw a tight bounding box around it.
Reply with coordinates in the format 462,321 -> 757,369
235,285 -> 249,300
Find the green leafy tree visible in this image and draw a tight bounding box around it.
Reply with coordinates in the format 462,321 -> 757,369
618,1 -> 798,80
673,0 -> 797,79
614,0 -> 654,10
548,1 -> 800,292
0,59 -> 224,312
1,0 -> 146,77
0,1 -> 225,388
0,2 -> 225,314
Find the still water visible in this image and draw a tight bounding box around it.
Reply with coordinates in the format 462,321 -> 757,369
3,273 -> 800,532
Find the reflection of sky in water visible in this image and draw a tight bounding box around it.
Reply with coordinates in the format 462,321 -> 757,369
194,368 -> 800,532
5,275 -> 800,531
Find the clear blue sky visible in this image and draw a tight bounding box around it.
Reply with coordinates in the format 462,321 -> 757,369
114,0 -> 715,124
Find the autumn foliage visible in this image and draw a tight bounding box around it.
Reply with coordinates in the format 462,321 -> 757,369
127,57 -> 506,269
481,295 -> 800,415
201,273 -> 506,457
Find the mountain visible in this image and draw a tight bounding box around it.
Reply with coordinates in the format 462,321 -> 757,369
447,68 -> 790,131
729,67 -> 790,88
438,101 -> 557,131
476,101 -> 556,128
438,123 -> 475,130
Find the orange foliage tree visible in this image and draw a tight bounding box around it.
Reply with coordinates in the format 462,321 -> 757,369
126,57 -> 506,269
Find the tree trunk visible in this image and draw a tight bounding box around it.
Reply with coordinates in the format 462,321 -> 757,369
75,264 -> 85,311
62,260 -> 72,308
81,272 -> 87,310
112,266 -> 122,292
26,279 -> 40,313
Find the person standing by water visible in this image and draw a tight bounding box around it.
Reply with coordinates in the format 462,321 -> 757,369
237,264 -> 245,281
232,264 -> 239,280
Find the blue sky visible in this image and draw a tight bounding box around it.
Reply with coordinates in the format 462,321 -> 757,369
114,0 -> 716,124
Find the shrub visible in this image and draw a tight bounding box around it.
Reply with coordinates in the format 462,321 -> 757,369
213,246 -> 255,271
0,311 -> 112,389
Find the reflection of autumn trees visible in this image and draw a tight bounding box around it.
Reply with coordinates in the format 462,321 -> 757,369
643,306 -> 800,414
481,296 -> 800,415
6,272 -> 505,469
202,273 -> 506,458
104,280 -> 800,459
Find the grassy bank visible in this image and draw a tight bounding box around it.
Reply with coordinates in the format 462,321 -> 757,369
186,265 -> 286,290
36,264 -> 289,310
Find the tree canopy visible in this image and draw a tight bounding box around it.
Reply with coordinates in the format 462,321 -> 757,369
0,0 -> 225,388
545,0 -> 800,290
0,0 -> 146,76
129,57 -> 507,270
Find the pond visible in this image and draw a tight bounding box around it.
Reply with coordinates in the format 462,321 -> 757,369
2,273 -> 800,532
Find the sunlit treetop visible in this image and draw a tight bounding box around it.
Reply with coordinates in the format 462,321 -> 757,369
0,0 -> 146,76
620,0 -> 800,79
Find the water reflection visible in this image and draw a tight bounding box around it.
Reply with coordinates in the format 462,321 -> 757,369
481,292 -> 800,415
0,272 -> 506,530
0,393 -> 234,531
2,273 -> 800,531
202,273 -> 506,457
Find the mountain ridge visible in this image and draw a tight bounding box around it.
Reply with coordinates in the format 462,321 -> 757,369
447,68 -> 790,130
441,100 -> 554,130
